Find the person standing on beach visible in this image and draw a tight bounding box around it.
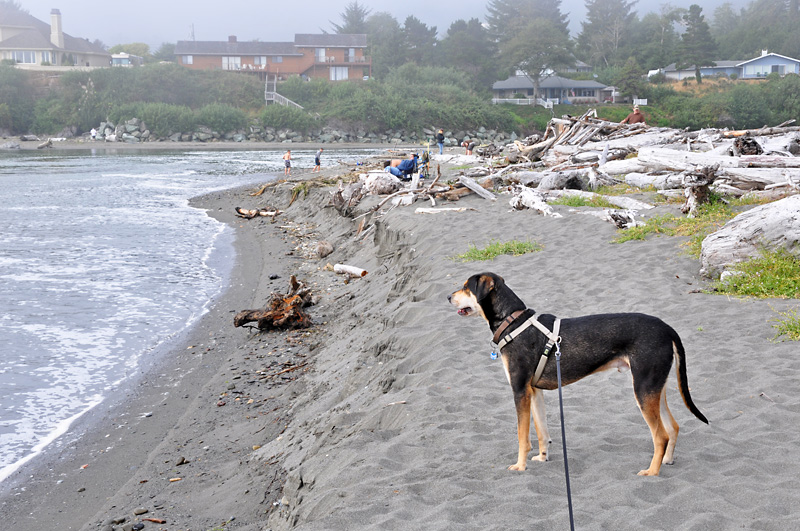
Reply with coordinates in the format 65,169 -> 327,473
436,129 -> 445,155
313,148 -> 323,172
90,128 -> 97,141
283,149 -> 292,176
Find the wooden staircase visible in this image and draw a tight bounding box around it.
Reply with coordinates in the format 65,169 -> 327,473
264,75 -> 303,109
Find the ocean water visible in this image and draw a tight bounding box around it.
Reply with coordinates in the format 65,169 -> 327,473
0,146 -> 379,483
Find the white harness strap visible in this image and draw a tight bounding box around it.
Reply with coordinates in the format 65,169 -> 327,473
494,314 -> 561,386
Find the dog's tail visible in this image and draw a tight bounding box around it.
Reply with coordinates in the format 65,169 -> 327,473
673,334 -> 709,424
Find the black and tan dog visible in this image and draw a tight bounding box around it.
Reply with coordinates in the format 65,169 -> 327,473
448,272 -> 708,476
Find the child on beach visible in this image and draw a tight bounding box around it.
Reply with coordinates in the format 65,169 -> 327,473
283,150 -> 292,176
313,148 -> 323,172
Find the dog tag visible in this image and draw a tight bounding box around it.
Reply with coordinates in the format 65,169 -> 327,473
490,351 -> 498,360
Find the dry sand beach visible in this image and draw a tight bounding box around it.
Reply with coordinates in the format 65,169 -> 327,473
2,152 -> 800,531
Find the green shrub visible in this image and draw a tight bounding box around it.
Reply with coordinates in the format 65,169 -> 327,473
260,105 -> 316,132
138,103 -> 195,137
196,103 -> 246,132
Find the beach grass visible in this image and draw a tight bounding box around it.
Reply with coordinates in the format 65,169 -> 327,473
614,201 -> 735,257
548,194 -> 617,208
771,307 -> 800,341
454,239 -> 542,262
712,249 -> 800,299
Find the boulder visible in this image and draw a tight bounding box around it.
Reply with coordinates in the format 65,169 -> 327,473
1,141 -> 21,149
700,194 -> 800,278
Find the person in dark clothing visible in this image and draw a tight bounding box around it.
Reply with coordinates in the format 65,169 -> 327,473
436,129 -> 445,155
620,105 -> 646,124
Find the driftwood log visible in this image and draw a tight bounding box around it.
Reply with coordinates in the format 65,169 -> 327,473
681,165 -> 719,217
700,194 -> 800,278
235,206 -> 282,219
234,275 -> 313,330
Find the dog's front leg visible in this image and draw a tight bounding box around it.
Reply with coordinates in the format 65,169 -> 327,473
509,385 -> 533,471
530,387 -> 551,462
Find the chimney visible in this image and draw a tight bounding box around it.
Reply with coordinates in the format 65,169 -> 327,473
50,9 -> 64,48
228,35 -> 237,43
762,49 -> 769,56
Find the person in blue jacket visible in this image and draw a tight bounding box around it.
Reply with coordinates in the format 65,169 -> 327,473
386,153 -> 419,181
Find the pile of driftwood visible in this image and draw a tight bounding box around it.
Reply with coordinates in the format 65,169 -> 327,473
234,275 -> 313,331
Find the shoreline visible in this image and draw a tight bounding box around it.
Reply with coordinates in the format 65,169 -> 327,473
2,154 -> 800,530
6,138 -> 422,152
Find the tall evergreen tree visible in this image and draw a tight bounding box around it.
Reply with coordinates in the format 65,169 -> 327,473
401,16 -> 438,66
679,4 -> 717,83
330,2 -> 371,34
503,18 -> 573,98
577,0 -> 639,68
486,0 -> 569,41
364,12 -> 404,79
629,5 -> 683,71
439,19 -> 500,90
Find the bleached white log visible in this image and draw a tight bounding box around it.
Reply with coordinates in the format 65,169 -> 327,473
459,175 -> 497,201
700,194 -> 800,278
333,264 -> 368,278
623,172 -> 684,189
638,146 -> 800,171
414,207 -> 476,214
716,167 -> 798,190
509,187 -> 562,217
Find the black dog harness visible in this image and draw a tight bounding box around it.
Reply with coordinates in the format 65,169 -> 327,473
492,310 -> 562,386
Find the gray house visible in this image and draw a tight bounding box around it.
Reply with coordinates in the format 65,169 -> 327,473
492,75 -> 609,104
0,7 -> 109,69
659,50 -> 800,80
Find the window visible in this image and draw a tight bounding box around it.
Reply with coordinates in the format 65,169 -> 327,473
580,89 -> 595,97
182,55 -> 193,65
12,51 -> 36,64
271,56 -> 283,63
254,56 -> 267,65
330,66 -> 349,80
41,51 -> 51,64
345,48 -> 355,62
316,48 -> 325,62
222,56 -> 241,70
772,64 -> 786,75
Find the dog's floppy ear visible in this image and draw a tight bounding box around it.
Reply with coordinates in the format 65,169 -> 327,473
468,273 -> 503,301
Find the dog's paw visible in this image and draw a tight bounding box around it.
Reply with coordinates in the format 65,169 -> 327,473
637,469 -> 660,476
531,453 -> 548,462
508,463 -> 527,471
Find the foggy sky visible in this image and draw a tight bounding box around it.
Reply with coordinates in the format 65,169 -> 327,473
17,0 -> 742,51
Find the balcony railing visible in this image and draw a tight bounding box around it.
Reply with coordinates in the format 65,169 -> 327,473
314,56 -> 371,65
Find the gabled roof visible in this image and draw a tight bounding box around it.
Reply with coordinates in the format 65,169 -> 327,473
492,75 -> 606,91
737,52 -> 800,66
294,34 -> 367,48
175,40 -> 301,56
0,5 -> 49,29
0,6 -> 107,55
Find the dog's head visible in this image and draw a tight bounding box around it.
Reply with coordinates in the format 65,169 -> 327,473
448,272 -> 505,322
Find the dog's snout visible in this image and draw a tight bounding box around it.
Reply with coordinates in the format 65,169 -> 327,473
447,294 -> 452,303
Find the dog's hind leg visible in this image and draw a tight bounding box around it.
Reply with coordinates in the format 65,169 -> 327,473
660,387 -> 679,465
635,390 -> 670,476
530,387 -> 551,462
509,385 -> 533,471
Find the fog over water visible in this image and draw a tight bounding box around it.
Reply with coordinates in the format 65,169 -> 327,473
17,0 -> 746,50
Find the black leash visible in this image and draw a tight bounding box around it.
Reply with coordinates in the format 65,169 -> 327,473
555,343 -> 576,530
